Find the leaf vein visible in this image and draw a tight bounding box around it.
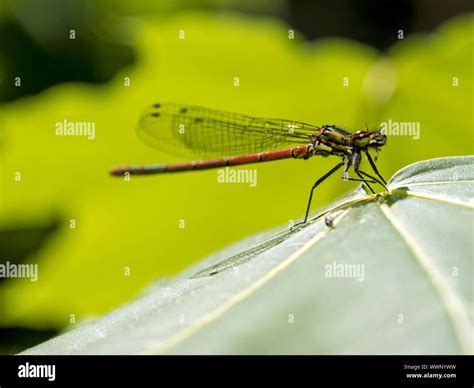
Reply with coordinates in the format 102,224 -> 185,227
379,203 -> 472,354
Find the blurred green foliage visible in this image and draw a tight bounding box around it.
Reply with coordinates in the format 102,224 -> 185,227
0,12 -> 472,333
0,0 -> 285,102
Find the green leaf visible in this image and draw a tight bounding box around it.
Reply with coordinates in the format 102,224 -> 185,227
21,156 -> 474,355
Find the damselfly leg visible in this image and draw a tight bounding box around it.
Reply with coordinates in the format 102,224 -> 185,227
293,159 -> 346,228
365,151 -> 387,185
354,151 -> 388,190
295,151 -> 387,228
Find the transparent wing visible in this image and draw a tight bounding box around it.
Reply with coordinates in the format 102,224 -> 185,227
137,103 -> 318,159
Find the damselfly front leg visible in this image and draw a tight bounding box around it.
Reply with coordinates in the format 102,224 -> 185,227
342,152 -> 378,193
351,151 -> 388,191
356,169 -> 387,191
364,151 -> 387,186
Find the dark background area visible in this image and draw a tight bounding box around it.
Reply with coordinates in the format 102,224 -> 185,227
0,0 -> 472,103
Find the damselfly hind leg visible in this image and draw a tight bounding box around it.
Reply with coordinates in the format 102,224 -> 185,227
292,159 -> 346,229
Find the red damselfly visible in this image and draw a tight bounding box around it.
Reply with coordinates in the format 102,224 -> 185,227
111,103 -> 387,226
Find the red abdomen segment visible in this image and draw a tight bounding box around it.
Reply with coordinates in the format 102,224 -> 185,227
110,145 -> 310,176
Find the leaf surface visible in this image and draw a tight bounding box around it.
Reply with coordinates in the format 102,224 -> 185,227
22,156 -> 474,355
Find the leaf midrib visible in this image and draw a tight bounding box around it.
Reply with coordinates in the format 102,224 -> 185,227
378,202 -> 472,354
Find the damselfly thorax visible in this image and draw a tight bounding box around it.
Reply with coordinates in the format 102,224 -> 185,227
305,125 -> 386,159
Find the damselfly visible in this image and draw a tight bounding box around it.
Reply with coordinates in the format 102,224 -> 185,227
111,103 -> 387,225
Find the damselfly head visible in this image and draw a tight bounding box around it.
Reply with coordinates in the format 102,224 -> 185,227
369,129 -> 387,147
352,129 -> 387,149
